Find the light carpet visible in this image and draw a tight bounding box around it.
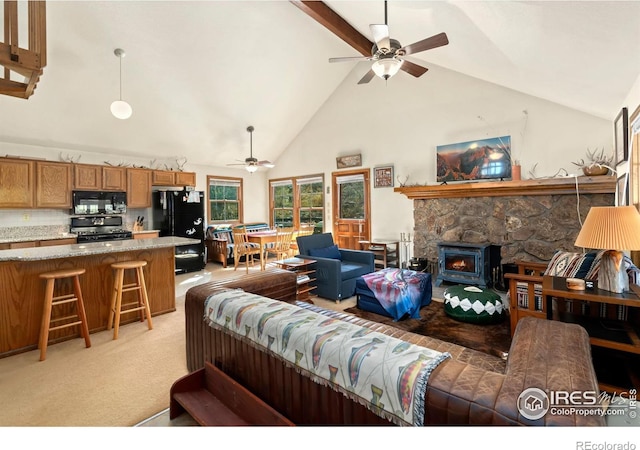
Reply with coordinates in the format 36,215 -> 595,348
0,295 -> 189,427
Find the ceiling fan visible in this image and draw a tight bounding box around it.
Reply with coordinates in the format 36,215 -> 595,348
328,1 -> 449,84
227,126 -> 274,173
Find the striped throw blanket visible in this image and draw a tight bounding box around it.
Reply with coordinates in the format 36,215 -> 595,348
204,289 -> 450,426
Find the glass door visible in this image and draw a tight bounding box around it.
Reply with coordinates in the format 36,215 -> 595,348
331,169 -> 370,249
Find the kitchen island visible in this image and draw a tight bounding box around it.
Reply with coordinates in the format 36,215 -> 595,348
0,237 -> 200,358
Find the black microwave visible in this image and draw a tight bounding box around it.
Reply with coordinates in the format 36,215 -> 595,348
72,191 -> 127,215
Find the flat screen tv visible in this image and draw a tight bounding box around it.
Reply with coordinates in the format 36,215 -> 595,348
436,135 -> 512,183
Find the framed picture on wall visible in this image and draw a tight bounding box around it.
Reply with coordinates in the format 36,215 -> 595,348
374,165 -> 394,188
614,107 -> 629,165
336,154 -> 362,169
616,173 -> 629,206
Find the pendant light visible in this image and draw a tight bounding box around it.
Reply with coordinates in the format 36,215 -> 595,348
110,48 -> 132,120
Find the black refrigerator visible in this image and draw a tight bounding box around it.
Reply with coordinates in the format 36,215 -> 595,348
152,190 -> 206,274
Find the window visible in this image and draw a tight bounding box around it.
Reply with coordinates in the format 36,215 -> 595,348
271,180 -> 294,228
269,175 -> 324,232
207,175 -> 243,223
298,176 -> 323,227
336,173 -> 364,219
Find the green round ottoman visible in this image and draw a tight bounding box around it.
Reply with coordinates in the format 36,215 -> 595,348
443,285 -> 506,324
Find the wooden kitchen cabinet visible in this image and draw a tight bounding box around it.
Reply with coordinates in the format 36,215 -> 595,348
152,170 -> 196,187
133,231 -> 160,239
39,237 -> 77,246
0,158 -> 35,208
73,164 -> 102,190
175,171 -> 196,186
152,170 -> 175,185
102,166 -> 127,191
74,164 -> 127,191
0,238 -> 77,250
35,161 -> 72,209
127,168 -> 152,208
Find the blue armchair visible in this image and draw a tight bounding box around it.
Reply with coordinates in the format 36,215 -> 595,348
295,232 -> 375,302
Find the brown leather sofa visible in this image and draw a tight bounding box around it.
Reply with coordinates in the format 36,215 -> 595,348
184,269 -> 605,426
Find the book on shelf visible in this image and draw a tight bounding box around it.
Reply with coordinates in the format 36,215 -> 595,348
297,274 -> 310,284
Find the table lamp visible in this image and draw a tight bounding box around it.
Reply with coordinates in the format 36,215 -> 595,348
574,206 -> 640,293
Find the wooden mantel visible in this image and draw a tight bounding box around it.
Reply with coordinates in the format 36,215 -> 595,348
394,176 -> 616,200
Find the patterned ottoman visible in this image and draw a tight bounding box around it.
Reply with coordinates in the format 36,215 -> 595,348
443,285 -> 506,324
356,269 -> 432,320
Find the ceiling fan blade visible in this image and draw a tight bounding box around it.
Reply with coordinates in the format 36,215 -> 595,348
369,24 -> 390,52
400,59 -> 428,78
258,160 -> 275,168
357,69 -> 376,85
398,32 -> 449,56
329,56 -> 371,63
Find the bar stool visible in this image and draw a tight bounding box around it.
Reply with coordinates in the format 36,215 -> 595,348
108,260 -> 153,340
38,268 -> 91,361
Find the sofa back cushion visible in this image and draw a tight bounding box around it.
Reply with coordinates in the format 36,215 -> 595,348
213,229 -> 233,243
308,244 -> 342,260
206,226 -> 233,242
296,232 -> 336,256
543,250 -> 597,278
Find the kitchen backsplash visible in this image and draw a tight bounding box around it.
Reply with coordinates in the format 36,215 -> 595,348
0,209 -> 70,227
0,208 -> 154,234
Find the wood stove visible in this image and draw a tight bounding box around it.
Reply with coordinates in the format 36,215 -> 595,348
435,242 -> 501,288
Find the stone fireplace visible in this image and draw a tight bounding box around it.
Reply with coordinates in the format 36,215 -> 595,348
395,177 -> 616,268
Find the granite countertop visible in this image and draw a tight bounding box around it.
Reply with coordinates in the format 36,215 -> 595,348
0,236 -> 200,262
0,227 -> 77,244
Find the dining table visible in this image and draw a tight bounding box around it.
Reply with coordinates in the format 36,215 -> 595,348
246,230 -> 278,270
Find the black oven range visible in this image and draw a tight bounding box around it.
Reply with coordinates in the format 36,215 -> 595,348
71,216 -> 132,243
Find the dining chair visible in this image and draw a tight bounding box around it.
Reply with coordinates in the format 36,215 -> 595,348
290,223 -> 315,257
266,227 -> 295,261
232,227 -> 262,273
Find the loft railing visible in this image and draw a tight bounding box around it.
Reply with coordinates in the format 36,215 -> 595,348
0,0 -> 46,99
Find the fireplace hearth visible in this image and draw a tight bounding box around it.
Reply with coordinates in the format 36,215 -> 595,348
435,242 -> 501,288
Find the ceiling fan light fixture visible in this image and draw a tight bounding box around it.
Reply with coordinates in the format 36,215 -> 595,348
246,164 -> 258,173
111,48 -> 132,120
372,58 -> 403,80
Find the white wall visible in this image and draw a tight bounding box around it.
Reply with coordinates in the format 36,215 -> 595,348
2,61 -> 624,237
269,62 -> 613,244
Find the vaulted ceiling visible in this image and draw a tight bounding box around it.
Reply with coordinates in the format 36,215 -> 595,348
1,1 -> 639,170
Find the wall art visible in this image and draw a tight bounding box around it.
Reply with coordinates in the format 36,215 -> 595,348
374,165 -> 394,188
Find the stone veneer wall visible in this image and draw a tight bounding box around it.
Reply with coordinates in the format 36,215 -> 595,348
412,192 -> 614,265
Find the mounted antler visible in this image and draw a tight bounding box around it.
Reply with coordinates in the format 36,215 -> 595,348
59,152 -> 81,163
176,157 -> 187,171
397,175 -> 409,187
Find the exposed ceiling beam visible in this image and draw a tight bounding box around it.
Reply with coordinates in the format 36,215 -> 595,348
289,1 -> 373,57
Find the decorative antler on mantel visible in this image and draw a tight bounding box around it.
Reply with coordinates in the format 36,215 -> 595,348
396,175 -> 409,187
